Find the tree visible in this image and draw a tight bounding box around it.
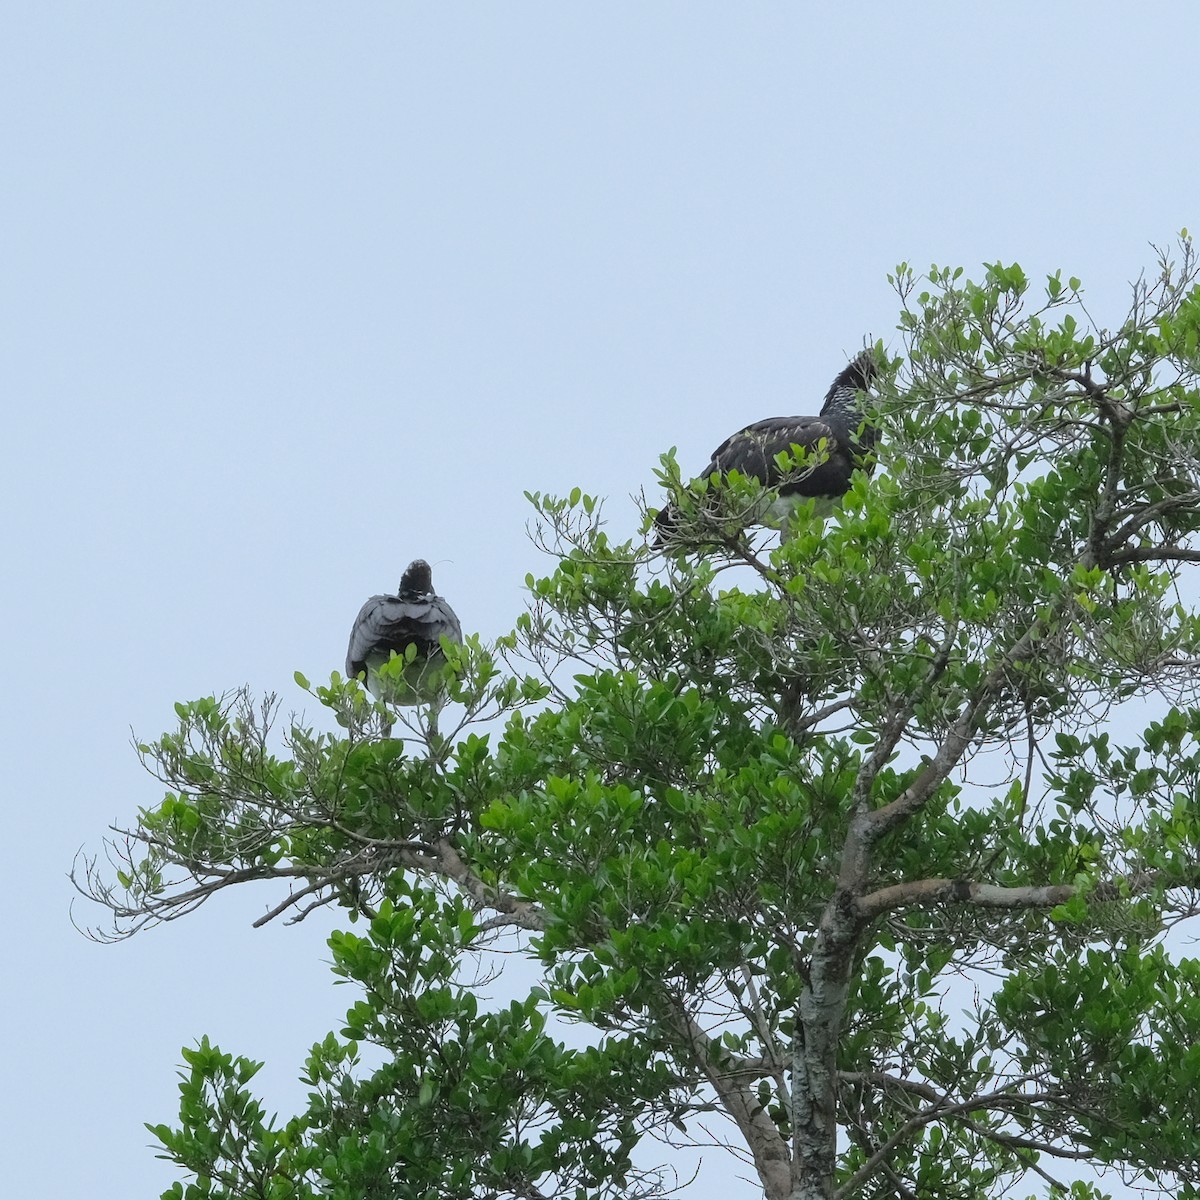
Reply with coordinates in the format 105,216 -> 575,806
78,237 -> 1200,1200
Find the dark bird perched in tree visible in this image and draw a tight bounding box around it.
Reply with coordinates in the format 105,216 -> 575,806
655,350 -> 880,541
345,561 -> 462,716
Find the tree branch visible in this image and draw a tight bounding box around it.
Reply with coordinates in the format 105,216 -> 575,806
856,868 -> 1199,921
1106,545 -> 1200,567
664,1002 -> 792,1200
428,838 -> 547,932
856,878 -> 1075,921
833,1082 -> 1058,1200
863,606 -> 1063,849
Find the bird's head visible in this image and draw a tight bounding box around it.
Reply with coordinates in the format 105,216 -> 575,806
844,349 -> 879,389
820,350 -> 880,415
398,559 -> 434,598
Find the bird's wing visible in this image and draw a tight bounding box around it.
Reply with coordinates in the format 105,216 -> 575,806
345,595 -> 461,677
346,595 -> 390,676
427,596 -> 463,646
705,415 -> 840,486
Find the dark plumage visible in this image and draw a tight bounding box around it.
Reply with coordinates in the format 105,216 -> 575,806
656,350 -> 879,539
345,560 -> 462,706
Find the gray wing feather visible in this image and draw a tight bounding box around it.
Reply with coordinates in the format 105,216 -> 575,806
346,595 -> 462,678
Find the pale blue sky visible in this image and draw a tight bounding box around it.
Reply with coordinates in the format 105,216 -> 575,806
3,5 -> 1198,1196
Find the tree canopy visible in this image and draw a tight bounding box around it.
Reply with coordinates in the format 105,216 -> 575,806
79,238 -> 1200,1200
